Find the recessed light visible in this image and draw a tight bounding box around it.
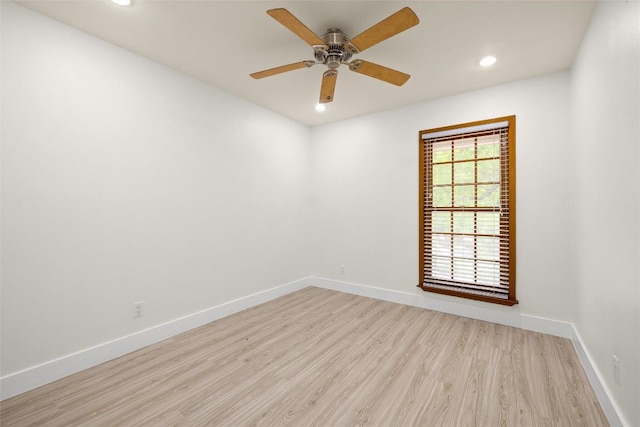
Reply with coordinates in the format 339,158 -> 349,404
315,103 -> 326,112
479,56 -> 497,67
110,0 -> 131,6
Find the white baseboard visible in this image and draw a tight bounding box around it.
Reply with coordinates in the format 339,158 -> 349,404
310,276 -> 576,338
0,277 -> 312,400
1,275 -> 624,426
572,329 -> 626,427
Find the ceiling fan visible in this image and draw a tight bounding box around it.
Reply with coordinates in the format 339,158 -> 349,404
250,7 -> 419,104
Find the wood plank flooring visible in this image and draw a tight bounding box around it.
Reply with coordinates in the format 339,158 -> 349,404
1,287 -> 608,426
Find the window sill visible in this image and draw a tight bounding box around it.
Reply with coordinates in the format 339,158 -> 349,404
417,283 -> 518,306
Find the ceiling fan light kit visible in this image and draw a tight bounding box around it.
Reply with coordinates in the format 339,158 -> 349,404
250,7 -> 419,104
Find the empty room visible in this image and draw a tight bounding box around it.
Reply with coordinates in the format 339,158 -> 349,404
1,1 -> 639,426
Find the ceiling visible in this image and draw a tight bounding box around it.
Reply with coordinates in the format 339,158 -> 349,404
15,1 -> 596,126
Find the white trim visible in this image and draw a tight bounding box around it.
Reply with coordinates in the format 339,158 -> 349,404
310,276 -> 574,338
0,277 -> 312,400
572,329 -> 626,427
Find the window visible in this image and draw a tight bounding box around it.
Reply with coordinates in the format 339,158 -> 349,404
418,116 -> 517,306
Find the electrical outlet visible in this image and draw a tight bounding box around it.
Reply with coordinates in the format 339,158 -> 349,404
133,301 -> 144,318
612,355 -> 620,385
340,265 -> 346,275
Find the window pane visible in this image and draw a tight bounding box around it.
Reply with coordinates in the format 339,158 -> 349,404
433,186 -> 452,207
432,212 -> 451,233
432,163 -> 451,185
432,256 -> 451,280
453,235 -> 474,258
453,185 -> 474,207
454,161 -> 474,184
432,234 -> 451,256
433,141 -> 452,163
453,258 -> 474,282
477,236 -> 499,260
477,159 -> 499,183
477,136 -> 500,159
453,212 -> 474,234
453,137 -> 475,160
477,184 -> 499,207
477,261 -> 500,285
477,212 -> 499,234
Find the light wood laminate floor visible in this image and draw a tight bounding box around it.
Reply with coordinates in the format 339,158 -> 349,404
1,287 -> 608,426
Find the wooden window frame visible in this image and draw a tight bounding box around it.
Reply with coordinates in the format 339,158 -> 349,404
418,116 -> 517,306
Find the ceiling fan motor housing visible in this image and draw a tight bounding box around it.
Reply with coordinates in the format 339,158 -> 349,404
315,28 -> 352,69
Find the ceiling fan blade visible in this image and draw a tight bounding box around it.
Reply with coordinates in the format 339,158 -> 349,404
349,60 -> 410,86
319,69 -> 338,104
347,7 -> 419,53
266,8 -> 326,47
250,61 -> 314,79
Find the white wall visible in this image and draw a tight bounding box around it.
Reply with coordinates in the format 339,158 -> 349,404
570,2 -> 640,426
310,72 -> 575,322
1,2 -> 311,375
